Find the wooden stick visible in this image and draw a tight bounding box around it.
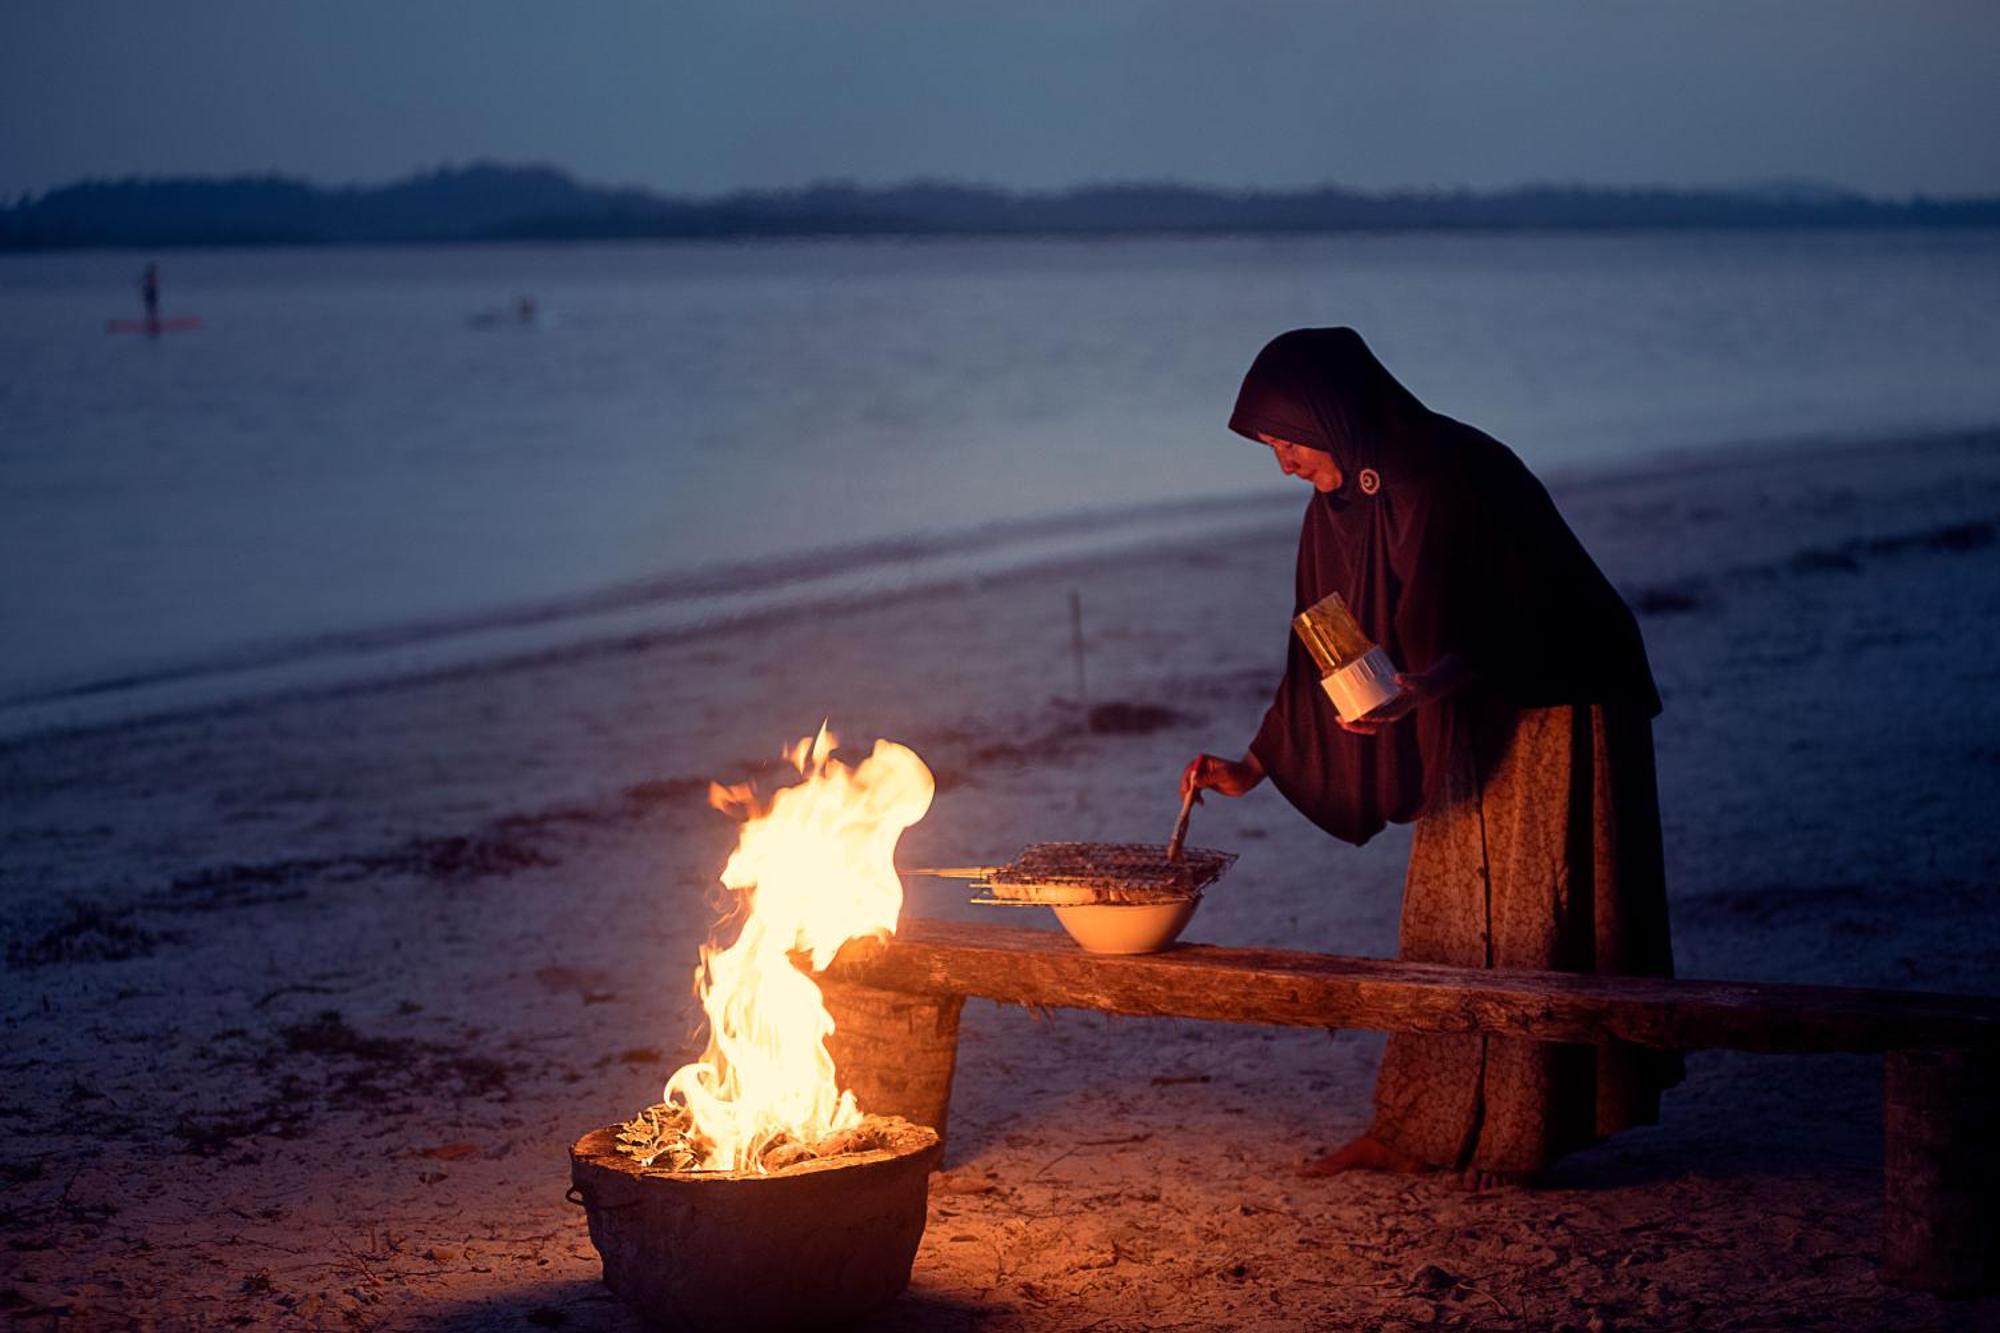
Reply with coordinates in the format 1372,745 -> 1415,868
1165,786 -> 1198,863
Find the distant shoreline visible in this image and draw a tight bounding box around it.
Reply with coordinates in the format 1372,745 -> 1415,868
7,163 -> 1998,252
17,221 -> 2000,258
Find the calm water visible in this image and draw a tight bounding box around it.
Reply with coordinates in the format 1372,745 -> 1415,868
5,231 -> 1999,733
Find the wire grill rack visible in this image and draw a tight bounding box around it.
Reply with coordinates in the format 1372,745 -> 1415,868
908,841 -> 1237,906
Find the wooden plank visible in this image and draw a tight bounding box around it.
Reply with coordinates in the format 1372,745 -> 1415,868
820,918 -> 2000,1055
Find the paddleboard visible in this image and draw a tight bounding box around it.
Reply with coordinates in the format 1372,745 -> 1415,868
108,317 -> 203,334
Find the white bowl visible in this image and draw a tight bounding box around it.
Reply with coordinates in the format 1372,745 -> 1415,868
1049,897 -> 1201,955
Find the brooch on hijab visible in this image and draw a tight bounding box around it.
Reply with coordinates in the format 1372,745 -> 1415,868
1358,468 -> 1382,496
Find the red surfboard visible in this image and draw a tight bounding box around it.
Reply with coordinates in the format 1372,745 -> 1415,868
108,317 -> 203,334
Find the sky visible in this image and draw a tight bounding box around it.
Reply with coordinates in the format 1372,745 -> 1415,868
5,1 -> 1999,202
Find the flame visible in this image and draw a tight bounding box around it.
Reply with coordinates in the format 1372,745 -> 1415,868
662,724 -> 933,1171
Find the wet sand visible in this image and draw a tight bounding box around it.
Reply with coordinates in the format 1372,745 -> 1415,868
4,429 -> 1999,1330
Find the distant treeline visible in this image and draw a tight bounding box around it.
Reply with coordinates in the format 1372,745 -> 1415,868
5,162 -> 1998,250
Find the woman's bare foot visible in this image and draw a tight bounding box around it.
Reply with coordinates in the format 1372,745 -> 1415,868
1299,1134 -> 1430,1178
1460,1167 -> 1537,1192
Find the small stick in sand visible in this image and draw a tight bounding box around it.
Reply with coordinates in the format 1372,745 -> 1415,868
1069,590 -> 1088,718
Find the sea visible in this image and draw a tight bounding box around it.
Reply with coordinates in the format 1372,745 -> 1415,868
5,229 -> 1999,737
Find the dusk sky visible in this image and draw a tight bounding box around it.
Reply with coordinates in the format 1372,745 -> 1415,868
6,1 -> 1999,201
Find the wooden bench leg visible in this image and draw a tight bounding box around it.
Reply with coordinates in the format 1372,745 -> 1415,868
821,981 -> 965,1151
1882,1048 -> 1999,1294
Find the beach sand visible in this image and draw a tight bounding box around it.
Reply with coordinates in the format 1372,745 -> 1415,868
4,429 -> 1999,1330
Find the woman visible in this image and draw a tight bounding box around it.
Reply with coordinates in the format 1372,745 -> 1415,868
1183,328 -> 1680,1188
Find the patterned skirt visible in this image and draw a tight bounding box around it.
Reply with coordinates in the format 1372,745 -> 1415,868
1370,701 -> 1683,1173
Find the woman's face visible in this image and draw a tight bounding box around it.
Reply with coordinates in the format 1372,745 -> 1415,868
1258,433 -> 1343,493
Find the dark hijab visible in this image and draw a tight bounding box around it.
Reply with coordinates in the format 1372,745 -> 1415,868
1233,328 -> 1659,845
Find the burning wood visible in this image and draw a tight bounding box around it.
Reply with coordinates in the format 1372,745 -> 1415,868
612,1100 -> 701,1171
613,1099 -> 910,1174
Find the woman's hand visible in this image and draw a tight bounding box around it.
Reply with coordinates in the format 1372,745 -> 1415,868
1336,676 -> 1425,735
1181,750 -> 1266,803
1337,655 -> 1470,735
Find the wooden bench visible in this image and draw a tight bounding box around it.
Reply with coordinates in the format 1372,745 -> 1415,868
818,917 -> 2000,1295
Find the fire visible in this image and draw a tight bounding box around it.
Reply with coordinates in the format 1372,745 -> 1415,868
662,725 -> 934,1171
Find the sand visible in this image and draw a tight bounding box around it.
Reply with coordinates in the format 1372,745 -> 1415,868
4,429 -> 1999,1331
